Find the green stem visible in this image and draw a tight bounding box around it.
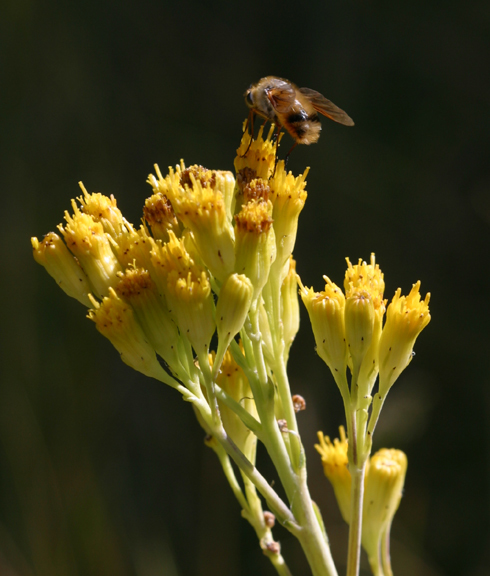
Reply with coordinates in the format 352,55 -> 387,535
367,393 -> 386,437
214,383 -> 262,436
215,447 -> 250,512
196,400 -> 299,531
242,474 -> 294,576
346,460 -> 367,576
292,468 -> 339,576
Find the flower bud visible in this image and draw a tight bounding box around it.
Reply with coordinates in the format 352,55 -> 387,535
87,288 -> 168,381
32,232 -> 92,306
299,276 -> 347,376
216,273 -> 253,344
281,257 -> 300,360
362,449 -> 407,572
344,291 -> 375,376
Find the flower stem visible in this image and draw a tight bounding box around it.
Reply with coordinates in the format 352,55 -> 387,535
346,460 -> 367,576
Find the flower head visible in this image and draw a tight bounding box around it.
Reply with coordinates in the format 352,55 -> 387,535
315,426 -> 351,522
378,281 -> 431,395
235,125 -> 277,181
143,191 -> 182,242
344,255 -> 386,381
362,449 -> 408,571
31,232 -> 92,306
149,163 -> 235,282
234,199 -> 276,302
87,288 -> 168,381
115,267 -> 183,377
299,276 -> 347,376
58,204 -> 122,299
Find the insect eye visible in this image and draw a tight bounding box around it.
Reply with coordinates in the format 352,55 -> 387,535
245,90 -> 254,107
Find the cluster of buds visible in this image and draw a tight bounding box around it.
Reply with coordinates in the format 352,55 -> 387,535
316,428 -> 408,575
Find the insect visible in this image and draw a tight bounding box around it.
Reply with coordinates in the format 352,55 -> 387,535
244,76 -> 354,162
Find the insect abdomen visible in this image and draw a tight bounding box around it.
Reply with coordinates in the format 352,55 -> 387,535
287,111 -> 321,144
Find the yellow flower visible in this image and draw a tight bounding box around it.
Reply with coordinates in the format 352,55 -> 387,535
234,125 -> 277,181
150,231 -> 215,354
143,191 -> 182,242
344,254 -> 385,303
234,199 -> 276,302
315,426 -> 351,523
268,164 -> 308,284
31,232 -> 92,306
115,268 -> 185,377
362,449 -> 407,573
149,163 -> 235,282
87,288 -> 169,381
378,281 -> 431,396
299,276 -> 347,376
58,207 -> 122,299
281,258 -> 300,361
110,222 -> 155,272
344,255 -> 386,385
216,273 -> 254,344
76,183 -> 125,238
316,430 -> 407,574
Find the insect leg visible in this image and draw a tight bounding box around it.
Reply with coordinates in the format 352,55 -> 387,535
241,110 -> 255,157
272,126 -> 283,177
284,141 -> 298,169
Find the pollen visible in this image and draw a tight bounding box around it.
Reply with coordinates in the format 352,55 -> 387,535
234,199 -> 274,234
143,192 -> 181,242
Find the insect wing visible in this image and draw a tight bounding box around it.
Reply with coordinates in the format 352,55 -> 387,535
266,83 -> 296,114
299,87 -> 354,126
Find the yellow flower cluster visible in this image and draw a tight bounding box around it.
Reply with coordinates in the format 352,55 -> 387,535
299,254 -> 430,400
31,127 -> 306,428
316,428 -> 407,573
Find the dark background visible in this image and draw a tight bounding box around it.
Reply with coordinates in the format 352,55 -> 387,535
2,0 -> 490,574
